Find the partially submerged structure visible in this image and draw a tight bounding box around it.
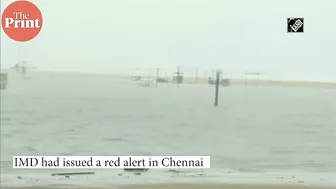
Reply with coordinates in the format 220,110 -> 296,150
156,77 -> 169,83
221,78 -> 231,86
172,73 -> 183,84
245,72 -> 260,86
12,61 -> 35,80
138,78 -> 156,87
208,77 -> 230,87
131,76 -> 142,81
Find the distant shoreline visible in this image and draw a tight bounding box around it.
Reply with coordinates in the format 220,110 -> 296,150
1,69 -> 335,89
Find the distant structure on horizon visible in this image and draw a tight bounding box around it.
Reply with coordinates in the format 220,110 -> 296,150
245,72 -> 260,86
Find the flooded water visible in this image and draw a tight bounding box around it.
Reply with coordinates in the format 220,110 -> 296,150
1,71 -> 336,187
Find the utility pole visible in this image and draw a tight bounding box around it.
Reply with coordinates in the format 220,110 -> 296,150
176,66 -> 180,88
214,70 -> 220,107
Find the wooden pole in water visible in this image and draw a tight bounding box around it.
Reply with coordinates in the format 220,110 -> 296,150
214,70 -> 220,107
177,66 -> 180,88
148,73 -> 150,86
156,68 -> 159,87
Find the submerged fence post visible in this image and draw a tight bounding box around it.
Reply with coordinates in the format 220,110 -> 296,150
214,71 -> 220,107
176,66 -> 180,88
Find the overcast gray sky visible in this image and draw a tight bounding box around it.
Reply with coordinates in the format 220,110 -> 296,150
1,0 -> 335,81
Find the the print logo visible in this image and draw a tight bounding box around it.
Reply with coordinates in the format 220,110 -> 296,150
1,0 -> 43,42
